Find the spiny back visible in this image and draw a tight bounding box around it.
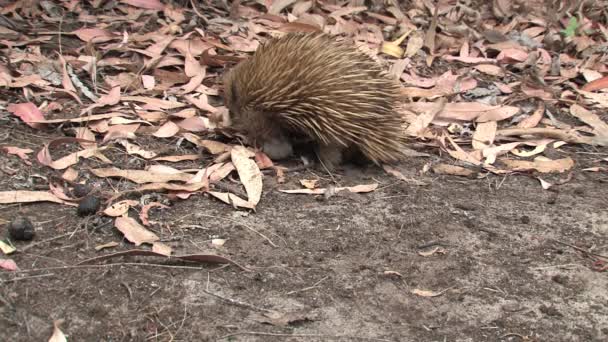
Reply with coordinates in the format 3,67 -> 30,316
224,32 -> 406,164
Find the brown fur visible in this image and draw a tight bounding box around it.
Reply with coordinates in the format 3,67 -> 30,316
223,32 -> 406,168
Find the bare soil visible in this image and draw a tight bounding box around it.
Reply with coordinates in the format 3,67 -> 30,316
1,120 -> 607,342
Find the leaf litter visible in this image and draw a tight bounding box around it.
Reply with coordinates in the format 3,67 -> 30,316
1,2 -> 608,333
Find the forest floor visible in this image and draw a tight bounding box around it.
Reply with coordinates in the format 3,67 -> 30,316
1,1 -> 608,341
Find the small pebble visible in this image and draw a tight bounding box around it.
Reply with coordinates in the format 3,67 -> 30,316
78,196 -> 101,216
8,216 -> 35,241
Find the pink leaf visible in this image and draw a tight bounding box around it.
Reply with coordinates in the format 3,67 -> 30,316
72,28 -> 117,43
7,102 -> 45,128
120,0 -> 165,10
0,259 -> 19,271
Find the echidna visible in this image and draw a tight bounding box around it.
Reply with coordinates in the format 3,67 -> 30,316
223,32 -> 406,169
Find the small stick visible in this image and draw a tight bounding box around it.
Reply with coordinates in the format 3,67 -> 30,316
218,331 -> 393,342
286,275 -> 329,295
202,289 -> 271,313
551,239 -> 608,260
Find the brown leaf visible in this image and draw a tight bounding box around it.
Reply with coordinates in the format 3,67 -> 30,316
0,190 -> 76,206
48,320 -> 67,342
501,157 -> 574,173
231,146 -> 263,206
103,200 -> 139,217
120,0 -> 165,10
7,102 -> 45,128
581,76 -> 608,92
77,249 -> 246,270
152,154 -> 200,162
432,164 -> 476,177
517,101 -> 545,129
73,28 -> 117,43
208,191 -> 256,210
472,121 -> 497,150
411,288 -> 448,297
91,167 -> 193,184
2,146 -> 33,165
115,216 -> 159,246
153,121 -> 180,138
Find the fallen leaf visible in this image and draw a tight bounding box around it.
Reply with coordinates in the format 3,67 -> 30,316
153,121 -> 180,138
38,140 -> 107,170
411,288 -> 448,297
140,202 -> 169,226
94,242 -> 119,251
114,216 -> 159,246
279,183 -> 378,195
537,177 -> 553,190
117,140 -> 157,159
7,102 -> 45,128
77,249 -> 246,270
48,320 -> 67,342
432,164 -> 476,177
91,167 -> 193,184
211,239 -> 226,246
501,157 -> 574,173
120,0 -> 165,10
73,28 -> 117,43
0,240 -> 16,255
0,190 -> 76,206
103,200 -> 139,217
383,165 -> 429,185
152,154 -> 199,162
208,191 -> 256,210
0,258 -> 18,271
231,146 -> 263,206
152,242 -> 172,256
2,146 -> 33,165
472,121 -> 497,150
418,246 -> 446,256
300,179 -> 318,189
581,76 -> 608,92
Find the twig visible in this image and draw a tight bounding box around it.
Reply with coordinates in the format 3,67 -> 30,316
496,127 -> 593,145
551,239 -> 608,260
196,213 -> 278,247
11,262 -> 216,274
218,331 -> 393,341
20,232 -> 76,252
202,289 -> 270,313
286,275 -> 329,295
210,181 -> 248,199
0,273 -> 55,284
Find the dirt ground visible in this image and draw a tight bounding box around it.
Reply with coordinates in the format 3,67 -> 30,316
1,119 -> 607,342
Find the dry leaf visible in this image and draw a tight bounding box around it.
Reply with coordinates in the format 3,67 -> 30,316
0,190 -> 76,206
0,258 -> 18,271
153,121 -> 180,138
152,242 -> 172,256
94,241 -> 120,251
114,216 -> 159,246
48,320 -> 67,342
411,288 -> 447,297
91,167 -> 193,184
208,191 -> 256,209
501,157 -> 574,173
104,200 -> 139,217
2,146 -> 33,165
418,246 -> 446,256
7,102 -> 45,128
300,179 -> 318,189
231,146 -> 263,206
472,121 -> 497,150
432,164 -> 476,177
